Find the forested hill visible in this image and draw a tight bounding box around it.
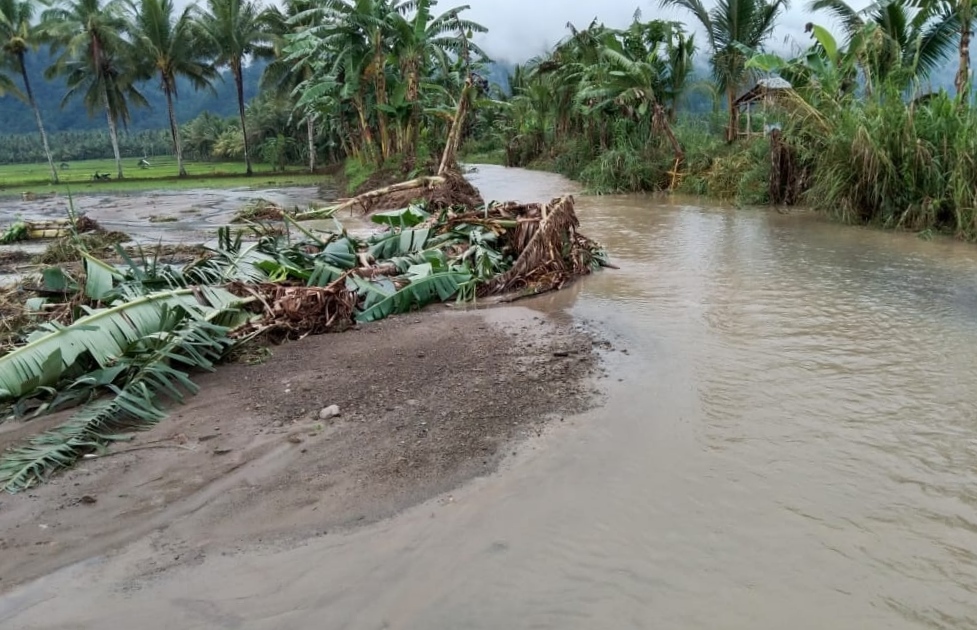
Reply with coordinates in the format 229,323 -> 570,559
0,48 -> 267,133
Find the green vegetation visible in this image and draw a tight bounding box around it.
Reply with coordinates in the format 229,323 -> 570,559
0,0 -> 491,186
463,0 -> 977,239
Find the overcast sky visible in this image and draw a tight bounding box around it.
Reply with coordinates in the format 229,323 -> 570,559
182,0 -> 875,63
454,0 -> 872,62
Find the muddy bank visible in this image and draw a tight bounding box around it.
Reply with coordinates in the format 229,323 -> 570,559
0,306 -> 600,593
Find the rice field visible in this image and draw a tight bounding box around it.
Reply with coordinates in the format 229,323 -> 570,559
0,156 -> 327,195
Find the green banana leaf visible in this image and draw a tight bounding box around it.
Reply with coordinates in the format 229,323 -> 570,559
308,261 -> 348,286
0,286 -> 243,401
82,253 -> 123,300
367,227 -> 433,259
0,313 -> 234,493
354,268 -> 472,323
371,205 -> 430,228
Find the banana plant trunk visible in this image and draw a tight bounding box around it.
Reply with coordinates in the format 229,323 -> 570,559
438,78 -> 472,176
163,81 -> 187,178
353,93 -> 376,162
372,48 -> 391,162
404,63 -> 421,170
306,116 -> 316,172
653,104 -> 683,162
232,62 -> 253,176
956,16 -> 972,97
17,53 -> 58,184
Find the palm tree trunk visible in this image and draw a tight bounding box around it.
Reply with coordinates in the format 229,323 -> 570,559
233,63 -> 253,176
18,54 -> 58,184
163,82 -> 187,178
104,100 -> 124,179
306,116 -> 316,173
726,84 -> 739,143
956,16 -> 972,97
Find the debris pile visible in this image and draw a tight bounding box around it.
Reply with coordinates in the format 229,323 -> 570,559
302,170 -> 484,218
0,189 -> 609,493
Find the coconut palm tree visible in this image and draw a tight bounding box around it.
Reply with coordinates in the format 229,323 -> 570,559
659,0 -> 789,142
945,0 -> 974,95
263,0 -> 318,172
127,0 -> 218,177
195,0 -> 274,176
809,0 -> 958,88
0,0 -> 59,183
907,0 -> 975,96
44,0 -> 146,179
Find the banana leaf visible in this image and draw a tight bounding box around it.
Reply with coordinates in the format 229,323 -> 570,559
321,238 -> 358,269
82,254 -> 122,300
367,227 -> 433,259
41,267 -> 77,294
189,241 -> 273,284
354,268 -> 472,322
308,261 -> 348,286
371,205 -> 430,228
0,313 -> 234,493
0,286 -> 243,401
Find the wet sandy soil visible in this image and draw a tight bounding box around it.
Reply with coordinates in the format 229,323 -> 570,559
0,306 -> 602,596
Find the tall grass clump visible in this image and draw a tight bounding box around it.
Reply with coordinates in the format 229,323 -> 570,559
578,148 -> 660,194
798,89 -> 977,238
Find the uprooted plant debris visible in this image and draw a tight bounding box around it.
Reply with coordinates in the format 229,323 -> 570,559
33,231 -> 133,264
0,216 -> 100,244
0,249 -> 31,269
0,193 -> 609,494
300,170 -> 485,219
231,198 -> 291,223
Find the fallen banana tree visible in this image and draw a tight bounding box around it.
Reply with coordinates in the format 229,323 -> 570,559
0,195 -> 608,493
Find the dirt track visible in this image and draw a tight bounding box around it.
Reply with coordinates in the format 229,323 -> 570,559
0,305 -> 601,592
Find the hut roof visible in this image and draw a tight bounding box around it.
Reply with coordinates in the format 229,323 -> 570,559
734,77 -> 793,108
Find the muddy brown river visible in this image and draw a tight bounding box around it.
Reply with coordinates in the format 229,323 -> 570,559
4,165 -> 977,628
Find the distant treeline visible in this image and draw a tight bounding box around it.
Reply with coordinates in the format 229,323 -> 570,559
0,130 -> 172,164
0,47 -> 267,135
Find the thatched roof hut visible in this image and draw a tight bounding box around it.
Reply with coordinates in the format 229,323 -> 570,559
734,77 -> 793,138
734,77 -> 794,108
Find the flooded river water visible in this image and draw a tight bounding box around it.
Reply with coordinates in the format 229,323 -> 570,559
4,165 -> 977,628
